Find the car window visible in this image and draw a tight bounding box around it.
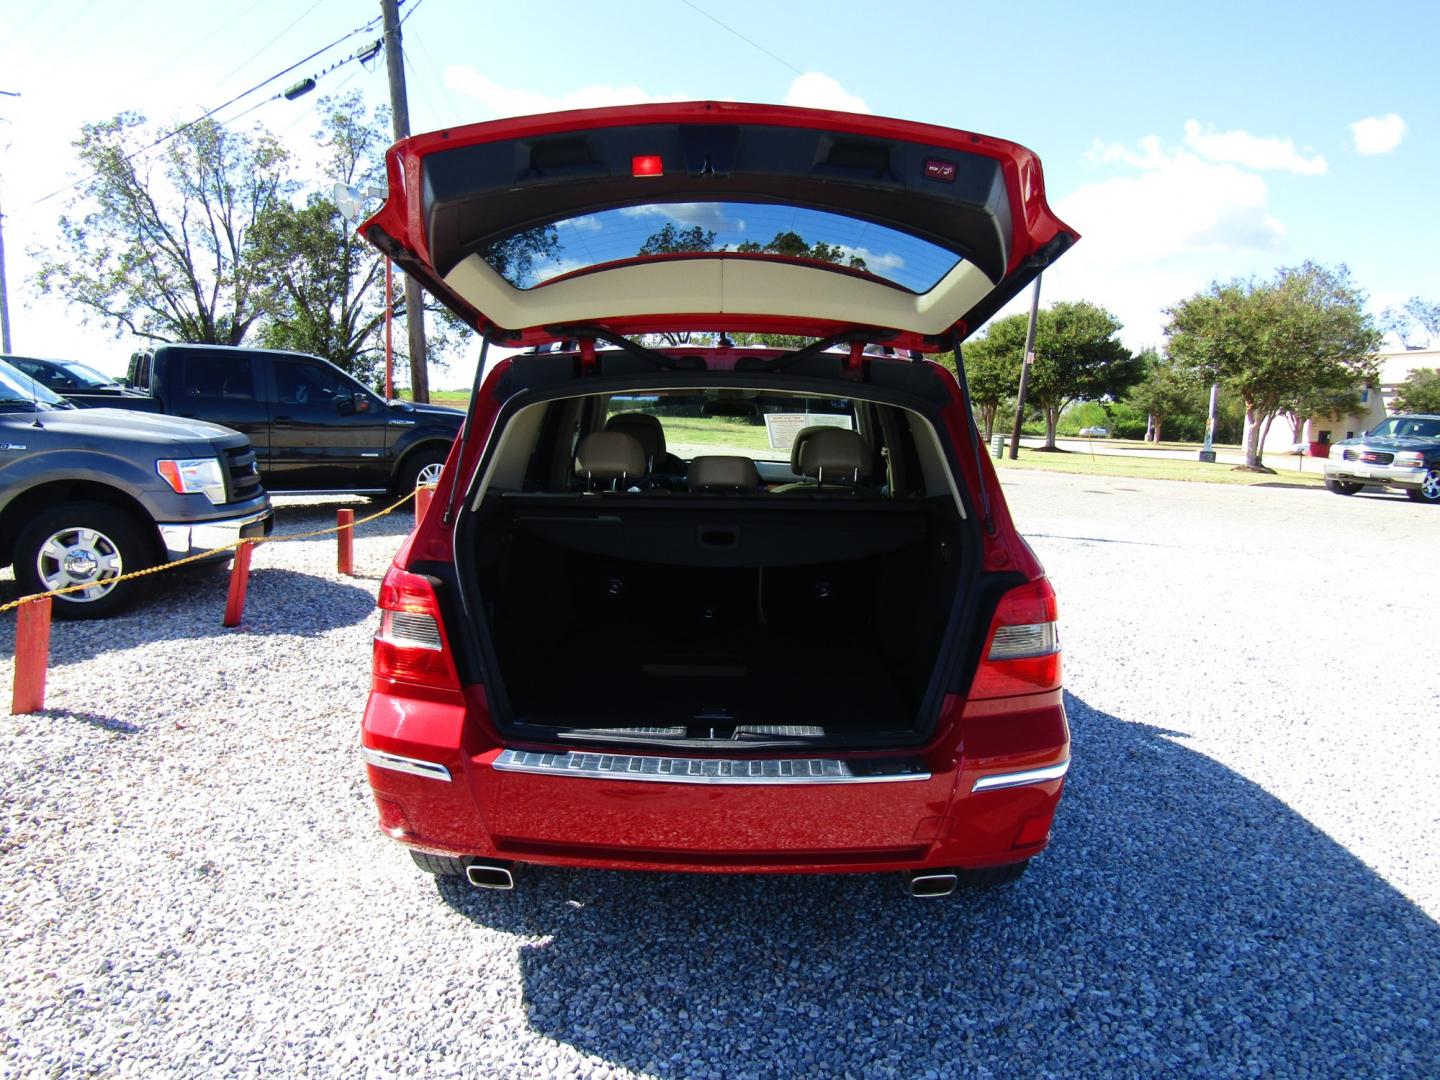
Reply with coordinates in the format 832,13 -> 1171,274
182,354 -> 255,400
487,203 -> 962,293
605,389 -> 855,464
273,359 -> 351,406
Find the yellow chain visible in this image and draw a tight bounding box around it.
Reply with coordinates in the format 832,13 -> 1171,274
0,488 -> 424,615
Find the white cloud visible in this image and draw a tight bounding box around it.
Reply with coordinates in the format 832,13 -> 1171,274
1006,127 -> 1312,348
836,246 -> 905,276
618,203 -> 742,232
564,215 -> 604,233
444,67 -> 687,117
1349,113 -> 1406,155
783,73 -> 870,114
1181,121 -> 1328,175
1069,137 -> 1287,265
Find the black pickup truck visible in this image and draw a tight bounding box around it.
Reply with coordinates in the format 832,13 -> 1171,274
114,344 -> 464,495
0,359 -> 272,618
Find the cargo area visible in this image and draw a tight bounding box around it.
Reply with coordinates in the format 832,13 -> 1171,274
468,498 -> 969,742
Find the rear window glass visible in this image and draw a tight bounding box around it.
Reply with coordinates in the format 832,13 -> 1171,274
180,354 -> 255,401
606,389 -> 855,464
484,203 -> 962,293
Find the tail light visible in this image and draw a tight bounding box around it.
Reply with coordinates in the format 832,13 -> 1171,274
968,578 -> 1061,700
374,567 -> 460,690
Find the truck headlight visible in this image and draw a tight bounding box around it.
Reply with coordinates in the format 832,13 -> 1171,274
156,458 -> 227,505
1394,452 -> 1426,468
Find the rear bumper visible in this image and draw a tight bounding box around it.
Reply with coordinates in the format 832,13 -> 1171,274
360,688 -> 1070,875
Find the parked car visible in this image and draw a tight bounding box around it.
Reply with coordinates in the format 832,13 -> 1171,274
357,102 -> 1078,896
2,353 -> 148,405
1077,426 -> 1109,438
85,344 -> 462,496
0,359 -> 272,617
1323,414 -> 1440,503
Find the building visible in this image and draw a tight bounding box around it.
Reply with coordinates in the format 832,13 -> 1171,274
1262,347 -> 1440,456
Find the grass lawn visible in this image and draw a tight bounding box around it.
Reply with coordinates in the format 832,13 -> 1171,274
993,447 -> 1326,488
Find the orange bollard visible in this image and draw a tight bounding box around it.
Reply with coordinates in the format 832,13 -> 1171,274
337,509 -> 355,575
415,484 -> 434,527
11,595 -> 53,715
223,541 -> 254,628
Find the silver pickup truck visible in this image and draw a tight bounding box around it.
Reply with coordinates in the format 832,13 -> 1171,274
1324,413 -> 1440,504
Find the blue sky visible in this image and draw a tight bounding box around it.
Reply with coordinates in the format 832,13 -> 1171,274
2,0 -> 1436,380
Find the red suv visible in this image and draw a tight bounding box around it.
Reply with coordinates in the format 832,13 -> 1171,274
358,102 -> 1077,897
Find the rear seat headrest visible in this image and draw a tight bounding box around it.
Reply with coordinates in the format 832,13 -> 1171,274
796,428 -> 869,480
605,412 -> 668,461
789,425 -> 832,472
574,431 -> 646,484
687,455 -> 761,492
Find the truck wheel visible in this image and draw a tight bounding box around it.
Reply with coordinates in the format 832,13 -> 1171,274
1324,477 -> 1364,496
1406,467 -> 1440,504
13,502 -> 153,619
396,448 -> 446,496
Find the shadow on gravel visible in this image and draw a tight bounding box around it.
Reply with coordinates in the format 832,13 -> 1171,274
31,709 -> 143,735
439,693 -> 1440,1078
0,568 -> 378,665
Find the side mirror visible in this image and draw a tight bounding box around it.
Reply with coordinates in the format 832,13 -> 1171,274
354,393 -> 371,413
337,396 -> 357,416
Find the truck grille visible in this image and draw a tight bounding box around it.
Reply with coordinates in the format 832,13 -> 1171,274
223,445 -> 264,503
1361,450 -> 1394,465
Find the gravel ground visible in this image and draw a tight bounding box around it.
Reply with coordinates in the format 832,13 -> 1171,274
1,480 -> 1437,1078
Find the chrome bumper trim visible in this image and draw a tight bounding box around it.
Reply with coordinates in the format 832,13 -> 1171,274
972,759 -> 1070,792
362,747 -> 452,782
158,507 -> 274,559
492,749 -> 930,785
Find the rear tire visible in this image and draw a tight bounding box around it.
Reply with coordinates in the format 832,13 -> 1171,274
955,861 -> 1029,888
395,447 -> 447,497
1324,476 -> 1364,496
13,502 -> 153,619
1406,467 -> 1440,504
409,850 -> 468,877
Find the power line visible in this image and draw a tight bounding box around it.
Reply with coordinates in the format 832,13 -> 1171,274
215,0 -> 328,88
675,0 -> 804,77
222,37 -> 383,126
28,10 -> 386,207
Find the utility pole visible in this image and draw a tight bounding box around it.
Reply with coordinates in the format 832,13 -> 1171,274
0,193 -> 11,353
1007,275 -> 1043,459
0,90 -> 16,353
381,0 -> 429,403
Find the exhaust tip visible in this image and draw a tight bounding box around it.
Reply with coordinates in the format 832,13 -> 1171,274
904,871 -> 958,898
465,862 -> 515,890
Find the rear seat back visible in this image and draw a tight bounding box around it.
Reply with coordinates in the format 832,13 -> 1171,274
574,431 -> 646,490
687,455 -> 761,493
773,428 -> 873,494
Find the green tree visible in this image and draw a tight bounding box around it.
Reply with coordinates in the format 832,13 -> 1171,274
249,94 -> 390,383
1166,262 -> 1380,469
958,337 -> 1020,441
971,301 -> 1139,449
1380,297 -> 1439,349
33,113 -> 291,344
639,223 -> 716,254
735,230 -> 868,272
1126,349 -> 1203,442
1392,368 -> 1440,414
